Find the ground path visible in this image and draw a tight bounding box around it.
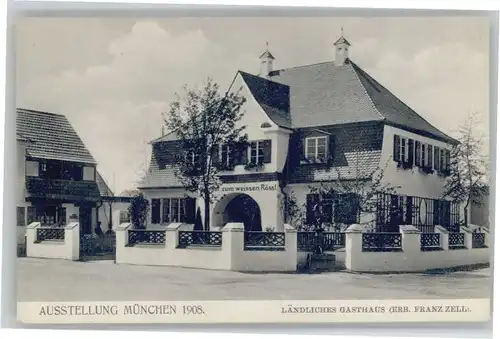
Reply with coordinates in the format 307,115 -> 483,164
17,258 -> 491,302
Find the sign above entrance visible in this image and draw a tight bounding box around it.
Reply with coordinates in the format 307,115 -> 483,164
220,182 -> 277,193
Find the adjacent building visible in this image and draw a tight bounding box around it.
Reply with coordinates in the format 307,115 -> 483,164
16,108 -> 130,244
139,35 -> 464,233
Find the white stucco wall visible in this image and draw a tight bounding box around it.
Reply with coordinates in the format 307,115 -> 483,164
344,228 -> 490,273
115,223 -> 297,272
26,222 -> 80,261
216,73 -> 293,176
379,125 -> 453,198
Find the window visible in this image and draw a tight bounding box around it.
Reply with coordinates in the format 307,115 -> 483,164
433,146 -> 440,171
249,141 -> 264,164
40,162 -> 47,172
420,142 -> 426,167
161,198 -> 186,223
27,206 -> 36,225
400,137 -> 407,162
151,199 -> 161,224
119,210 -> 130,224
415,141 -> 421,166
305,136 -> 328,161
17,207 -> 26,226
427,144 -> 433,169
439,149 -> 445,172
220,144 -> 233,166
187,150 -> 199,166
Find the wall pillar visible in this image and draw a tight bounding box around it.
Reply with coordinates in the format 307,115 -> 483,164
25,222 -> 41,257
64,222 -> 80,260
344,224 -> 364,271
399,225 -> 421,255
461,226 -> 473,249
115,223 -> 131,264
221,222 -> 244,270
284,224 -> 298,268
435,225 -> 449,251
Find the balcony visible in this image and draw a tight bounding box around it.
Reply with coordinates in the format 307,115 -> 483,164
25,177 -> 101,202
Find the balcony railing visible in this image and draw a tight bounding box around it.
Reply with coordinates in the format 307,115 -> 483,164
26,177 -> 101,201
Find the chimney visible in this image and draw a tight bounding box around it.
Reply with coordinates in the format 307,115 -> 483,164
259,42 -> 275,79
334,27 -> 351,66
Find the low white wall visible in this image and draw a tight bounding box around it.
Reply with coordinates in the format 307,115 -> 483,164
344,225 -> 490,273
26,222 -> 80,261
115,223 -> 297,272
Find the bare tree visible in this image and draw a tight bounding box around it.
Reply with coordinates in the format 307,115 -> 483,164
443,112 -> 489,225
165,78 -> 248,230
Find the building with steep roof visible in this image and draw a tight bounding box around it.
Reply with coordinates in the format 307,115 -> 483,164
16,108 -> 131,244
139,35 -> 461,233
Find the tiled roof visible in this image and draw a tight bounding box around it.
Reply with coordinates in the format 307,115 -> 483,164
16,108 -> 96,164
289,150 -> 382,183
96,171 -> 114,197
238,71 -> 293,129
269,61 -> 383,128
268,59 -> 457,144
138,166 -> 184,189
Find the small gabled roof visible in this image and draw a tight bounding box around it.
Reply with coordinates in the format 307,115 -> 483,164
334,36 -> 351,46
259,50 -> 275,60
96,171 -> 114,197
16,108 -> 97,164
238,71 -> 293,130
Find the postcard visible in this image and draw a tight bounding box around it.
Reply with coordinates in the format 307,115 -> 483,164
13,11 -> 493,324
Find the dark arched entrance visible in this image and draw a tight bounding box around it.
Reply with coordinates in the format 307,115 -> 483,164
223,194 -> 262,232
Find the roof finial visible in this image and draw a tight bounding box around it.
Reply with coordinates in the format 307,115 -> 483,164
266,41 -> 269,51
341,26 -> 344,37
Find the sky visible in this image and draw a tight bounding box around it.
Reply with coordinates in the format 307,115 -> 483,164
16,15 -> 491,194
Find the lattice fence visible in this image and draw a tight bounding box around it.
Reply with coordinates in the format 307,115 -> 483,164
244,232 -> 285,250
178,231 -> 222,248
362,233 -> 402,252
448,233 -> 465,249
420,233 -> 441,251
36,227 -> 65,242
128,230 -> 166,245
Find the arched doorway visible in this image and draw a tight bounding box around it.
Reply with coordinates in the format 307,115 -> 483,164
212,193 -> 262,232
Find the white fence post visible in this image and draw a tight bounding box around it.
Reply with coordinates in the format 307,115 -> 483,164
435,225 -> 449,251
284,224 -> 298,269
64,222 -> 80,260
115,223 -> 131,263
25,222 -> 41,257
222,223 -> 244,270
460,226 -> 473,249
399,225 -> 421,255
344,224 -> 364,271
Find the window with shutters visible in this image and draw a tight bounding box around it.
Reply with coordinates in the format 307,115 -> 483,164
186,150 -> 199,166
305,136 -> 328,162
439,149 -> 445,172
17,207 -> 26,226
220,144 -> 233,167
427,144 -> 433,169
415,141 -> 421,166
161,198 -> 187,223
249,141 -> 265,165
400,137 -> 407,162
420,142 -> 426,167
433,146 -> 440,171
